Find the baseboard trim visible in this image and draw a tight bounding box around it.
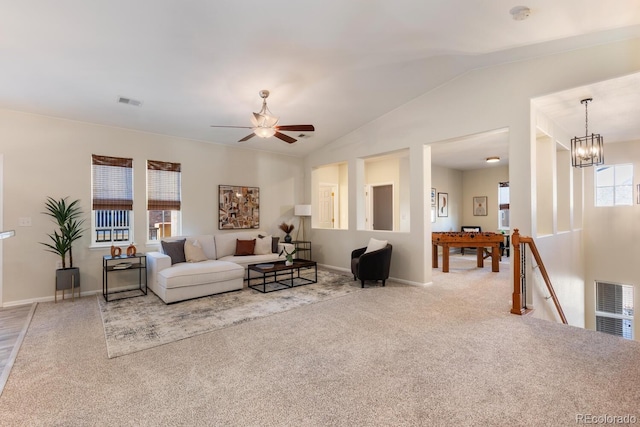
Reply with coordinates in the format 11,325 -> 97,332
317,263 -> 428,287
1,286 -> 140,307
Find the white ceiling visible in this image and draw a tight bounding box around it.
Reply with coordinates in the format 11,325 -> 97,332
1,1 -> 640,160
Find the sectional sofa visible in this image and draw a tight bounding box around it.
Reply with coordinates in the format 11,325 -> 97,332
147,231 -> 291,303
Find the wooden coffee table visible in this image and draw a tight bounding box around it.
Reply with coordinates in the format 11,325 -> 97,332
247,259 -> 317,293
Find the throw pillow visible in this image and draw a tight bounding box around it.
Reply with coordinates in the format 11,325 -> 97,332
364,237 -> 388,254
235,239 -> 256,256
184,239 -> 208,263
254,235 -> 273,255
161,239 -> 186,264
259,234 -> 280,253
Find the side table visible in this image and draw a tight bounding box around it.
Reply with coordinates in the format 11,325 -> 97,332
102,254 -> 147,302
292,240 -> 312,260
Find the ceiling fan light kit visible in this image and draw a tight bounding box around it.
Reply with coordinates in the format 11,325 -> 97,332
211,90 -> 315,144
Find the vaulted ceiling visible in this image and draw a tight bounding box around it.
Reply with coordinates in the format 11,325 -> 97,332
1,1 -> 639,160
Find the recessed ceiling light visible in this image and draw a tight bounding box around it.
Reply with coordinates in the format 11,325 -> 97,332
509,6 -> 531,21
486,156 -> 501,163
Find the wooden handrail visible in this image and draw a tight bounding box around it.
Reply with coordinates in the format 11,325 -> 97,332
511,229 -> 568,324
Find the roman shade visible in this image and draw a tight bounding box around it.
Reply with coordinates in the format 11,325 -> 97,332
92,154 -> 133,210
147,160 -> 181,211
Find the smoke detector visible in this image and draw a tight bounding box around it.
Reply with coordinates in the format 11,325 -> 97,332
117,96 -> 143,107
509,6 -> 531,21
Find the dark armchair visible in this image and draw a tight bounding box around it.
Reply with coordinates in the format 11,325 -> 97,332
350,244 -> 393,288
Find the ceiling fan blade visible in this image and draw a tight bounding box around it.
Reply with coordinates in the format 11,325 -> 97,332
274,131 -> 297,144
210,125 -> 253,129
276,124 -> 315,132
238,133 -> 256,142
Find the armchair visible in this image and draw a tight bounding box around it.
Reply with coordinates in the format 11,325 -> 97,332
350,243 -> 393,288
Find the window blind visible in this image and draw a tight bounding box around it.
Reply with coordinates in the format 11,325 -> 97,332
147,160 -> 181,211
92,154 -> 133,210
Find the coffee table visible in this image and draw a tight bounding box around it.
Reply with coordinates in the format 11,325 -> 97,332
247,259 -> 317,293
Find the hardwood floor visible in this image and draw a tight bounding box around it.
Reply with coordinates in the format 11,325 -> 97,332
0,303 -> 36,395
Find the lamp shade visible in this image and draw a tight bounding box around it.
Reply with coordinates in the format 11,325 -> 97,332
294,204 -> 312,216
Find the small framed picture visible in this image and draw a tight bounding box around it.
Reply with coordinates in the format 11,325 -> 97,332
473,196 -> 487,216
438,192 -> 448,217
431,206 -> 436,223
431,188 -> 436,206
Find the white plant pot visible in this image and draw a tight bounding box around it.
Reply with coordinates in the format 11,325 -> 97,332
285,260 -> 293,266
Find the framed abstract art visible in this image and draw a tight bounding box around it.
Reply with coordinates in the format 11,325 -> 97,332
218,185 -> 260,229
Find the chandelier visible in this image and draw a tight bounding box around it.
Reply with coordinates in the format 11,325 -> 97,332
571,98 -> 604,168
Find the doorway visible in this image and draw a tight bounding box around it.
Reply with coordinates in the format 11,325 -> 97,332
365,183 -> 393,231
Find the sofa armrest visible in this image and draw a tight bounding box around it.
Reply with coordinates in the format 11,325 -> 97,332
351,247 -> 366,259
146,251 -> 172,292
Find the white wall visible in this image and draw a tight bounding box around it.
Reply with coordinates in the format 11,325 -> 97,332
530,109 -> 585,327
583,140 -> 640,336
0,110 -> 304,305
431,164 -> 462,232
461,165 -> 509,232
304,36 -> 640,291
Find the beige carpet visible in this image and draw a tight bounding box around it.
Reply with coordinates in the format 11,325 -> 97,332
99,269 -> 361,358
1,260 -> 639,426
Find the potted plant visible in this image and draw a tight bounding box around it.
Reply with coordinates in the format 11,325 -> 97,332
279,222 -> 295,243
279,246 -> 297,266
41,197 -> 85,300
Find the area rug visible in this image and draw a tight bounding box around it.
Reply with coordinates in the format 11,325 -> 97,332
98,269 -> 360,358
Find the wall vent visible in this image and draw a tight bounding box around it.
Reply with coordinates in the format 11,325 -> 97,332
117,96 -> 143,107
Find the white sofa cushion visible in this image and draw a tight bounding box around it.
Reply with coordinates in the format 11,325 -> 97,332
218,253 -> 285,269
158,260 -> 244,290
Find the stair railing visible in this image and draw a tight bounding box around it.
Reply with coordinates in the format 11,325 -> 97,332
510,229 -> 567,324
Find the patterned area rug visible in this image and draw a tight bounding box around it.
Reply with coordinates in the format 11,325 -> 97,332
98,268 -> 360,358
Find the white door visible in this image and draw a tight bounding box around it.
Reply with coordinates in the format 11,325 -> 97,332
318,184 -> 337,228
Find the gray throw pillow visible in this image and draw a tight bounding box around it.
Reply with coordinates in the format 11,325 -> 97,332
161,239 -> 186,265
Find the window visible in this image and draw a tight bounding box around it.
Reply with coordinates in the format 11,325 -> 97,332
595,164 -> 633,206
595,281 -> 634,340
91,155 -> 133,246
147,160 -> 181,241
498,182 -> 510,230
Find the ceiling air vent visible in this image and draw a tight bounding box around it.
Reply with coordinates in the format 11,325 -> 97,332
117,96 -> 143,107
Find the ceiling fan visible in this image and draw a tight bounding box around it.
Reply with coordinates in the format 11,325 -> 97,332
210,90 -> 315,144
